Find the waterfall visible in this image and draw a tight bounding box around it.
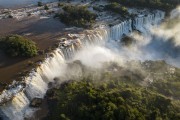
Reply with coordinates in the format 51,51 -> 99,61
0,11 -> 165,120
0,92 -> 30,120
109,10 -> 165,41
0,49 -> 66,120
61,27 -> 110,59
133,10 -> 165,31
110,19 -> 132,41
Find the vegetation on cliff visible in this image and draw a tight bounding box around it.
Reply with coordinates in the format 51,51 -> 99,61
105,2 -> 129,16
109,0 -> 179,11
45,61 -> 180,120
0,35 -> 38,57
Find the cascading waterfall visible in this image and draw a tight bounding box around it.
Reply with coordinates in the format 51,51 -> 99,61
110,19 -> 132,41
0,10 -> 165,120
0,49 -> 66,120
0,92 -> 30,120
61,27 -> 110,59
110,10 -> 165,41
133,10 -> 165,31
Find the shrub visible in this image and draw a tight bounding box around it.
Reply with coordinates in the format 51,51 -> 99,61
58,3 -> 64,7
0,35 -> 38,57
44,5 -> 49,10
93,6 -> 104,12
38,1 -> 43,7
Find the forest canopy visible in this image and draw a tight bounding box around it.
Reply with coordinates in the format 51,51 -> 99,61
44,61 -> 180,120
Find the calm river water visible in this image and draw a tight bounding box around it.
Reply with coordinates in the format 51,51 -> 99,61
0,0 -> 57,8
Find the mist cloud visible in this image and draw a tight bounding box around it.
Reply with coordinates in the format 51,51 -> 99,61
151,6 -> 180,46
67,7 -> 180,69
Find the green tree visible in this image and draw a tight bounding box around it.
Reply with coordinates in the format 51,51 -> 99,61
55,5 -> 97,28
0,35 -> 38,57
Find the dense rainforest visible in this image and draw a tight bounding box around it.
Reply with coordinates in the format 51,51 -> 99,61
44,61 -> 180,120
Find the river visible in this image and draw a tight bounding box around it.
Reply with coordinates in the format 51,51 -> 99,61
0,0 -> 57,9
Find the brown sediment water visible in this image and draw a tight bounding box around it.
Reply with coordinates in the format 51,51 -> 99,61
0,16 -> 67,91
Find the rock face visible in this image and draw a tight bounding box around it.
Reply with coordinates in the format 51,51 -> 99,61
30,98 -> 43,107
121,36 -> 134,46
46,89 -> 55,98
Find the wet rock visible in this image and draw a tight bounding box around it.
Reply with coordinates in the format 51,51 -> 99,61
46,89 -> 55,98
73,60 -> 82,65
0,116 -> 3,120
48,82 -> 54,88
121,36 -> 134,46
53,77 -> 60,82
30,98 -> 43,107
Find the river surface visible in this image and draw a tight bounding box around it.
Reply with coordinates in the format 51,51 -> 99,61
0,0 -> 57,9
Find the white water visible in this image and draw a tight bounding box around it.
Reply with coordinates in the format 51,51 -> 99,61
109,10 -> 165,41
134,11 -> 165,31
0,10 -> 166,120
0,50 -> 66,120
110,19 -> 132,41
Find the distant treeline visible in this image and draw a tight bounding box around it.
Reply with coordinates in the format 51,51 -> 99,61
108,0 -> 180,11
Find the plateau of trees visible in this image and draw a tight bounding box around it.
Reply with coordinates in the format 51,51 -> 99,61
55,5 -> 97,28
45,79 -> 180,120
44,61 -> 180,120
0,35 -> 38,57
109,0 -> 180,11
